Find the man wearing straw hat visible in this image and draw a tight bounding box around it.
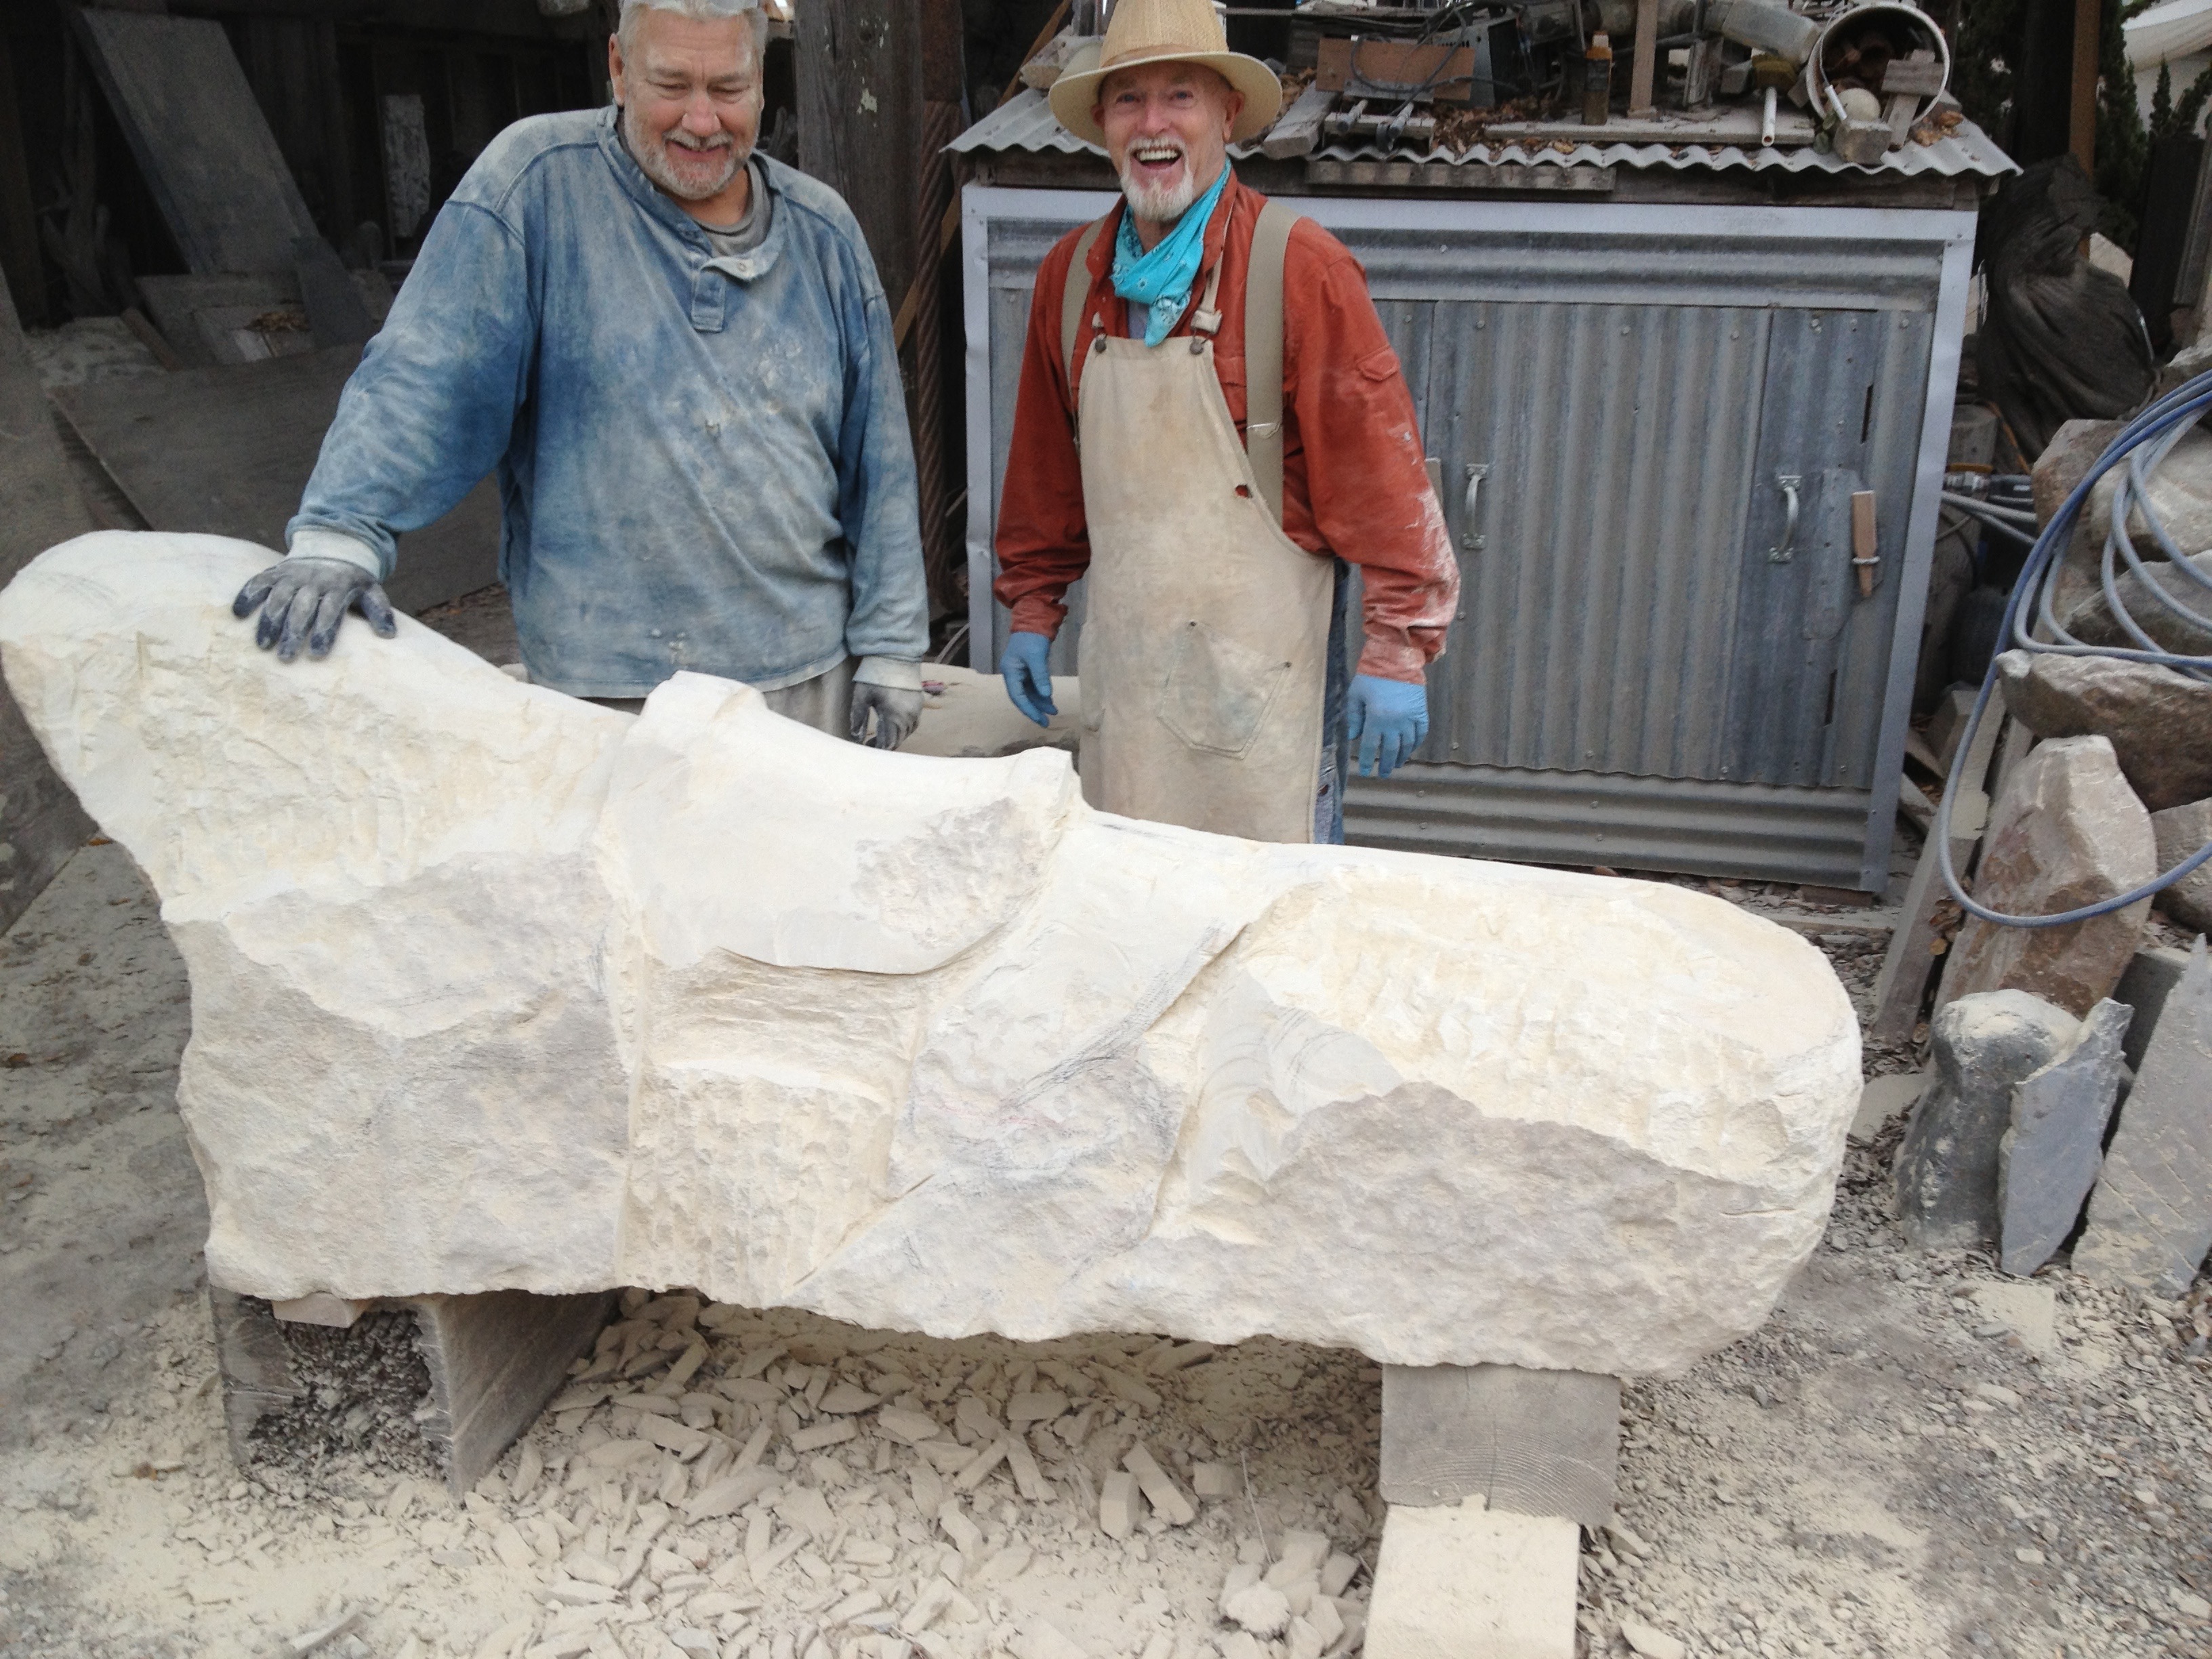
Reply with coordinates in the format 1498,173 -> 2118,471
993,0 -> 1459,843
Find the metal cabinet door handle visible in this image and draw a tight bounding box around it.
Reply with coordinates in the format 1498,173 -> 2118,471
1462,463 -> 1489,552
1767,474 -> 1802,563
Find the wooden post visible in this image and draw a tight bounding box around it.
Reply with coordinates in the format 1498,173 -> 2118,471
2068,0 -> 2099,176
213,1288 -> 618,1495
796,0 -> 924,310
1368,1364 -> 1619,1659
1626,0 -> 1659,119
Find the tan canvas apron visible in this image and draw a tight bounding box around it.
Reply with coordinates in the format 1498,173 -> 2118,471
1061,200 -> 1333,844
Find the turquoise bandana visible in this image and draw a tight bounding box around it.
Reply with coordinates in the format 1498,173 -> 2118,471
1111,165 -> 1232,348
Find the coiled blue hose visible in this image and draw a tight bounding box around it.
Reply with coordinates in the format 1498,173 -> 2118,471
1936,369 -> 2212,928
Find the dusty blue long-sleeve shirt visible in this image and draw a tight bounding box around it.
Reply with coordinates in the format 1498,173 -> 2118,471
287,108 -> 928,699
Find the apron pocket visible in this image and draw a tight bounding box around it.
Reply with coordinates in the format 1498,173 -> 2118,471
1158,620 -> 1290,758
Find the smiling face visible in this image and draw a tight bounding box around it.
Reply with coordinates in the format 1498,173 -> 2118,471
609,7 -> 764,222
1096,61 -> 1243,245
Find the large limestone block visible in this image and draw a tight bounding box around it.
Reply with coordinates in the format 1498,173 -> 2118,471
0,533 -> 1864,1376
1938,732 -> 2154,1016
1996,649 -> 2212,813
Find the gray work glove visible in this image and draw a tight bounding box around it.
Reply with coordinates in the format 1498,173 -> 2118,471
851,680 -> 924,750
232,556 -> 396,662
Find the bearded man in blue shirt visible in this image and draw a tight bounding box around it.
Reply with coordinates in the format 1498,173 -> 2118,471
232,0 -> 930,747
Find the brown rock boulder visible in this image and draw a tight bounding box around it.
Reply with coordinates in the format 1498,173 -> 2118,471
1940,735 -> 2153,1017
1994,649 -> 2212,812
2062,550 -> 2212,659
2150,798 -> 2212,935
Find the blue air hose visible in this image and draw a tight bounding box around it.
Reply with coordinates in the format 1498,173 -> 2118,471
1935,369 -> 2212,927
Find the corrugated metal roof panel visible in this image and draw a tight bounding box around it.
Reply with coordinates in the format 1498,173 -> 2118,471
949,89 -> 1098,155
949,87 -> 2018,178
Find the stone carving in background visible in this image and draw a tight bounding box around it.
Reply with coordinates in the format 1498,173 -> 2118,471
0,533 -> 1864,1377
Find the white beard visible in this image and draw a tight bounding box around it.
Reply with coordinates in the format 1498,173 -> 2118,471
623,102 -> 747,203
1118,150 -> 1202,227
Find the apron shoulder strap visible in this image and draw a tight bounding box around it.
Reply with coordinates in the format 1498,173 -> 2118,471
1061,216 -> 1110,389
1244,198 -> 1301,524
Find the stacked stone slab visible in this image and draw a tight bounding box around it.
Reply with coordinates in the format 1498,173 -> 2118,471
1996,1000 -> 2130,1276
0,534 -> 1864,1378
2075,940 -> 2212,1295
1938,729 -> 2154,1015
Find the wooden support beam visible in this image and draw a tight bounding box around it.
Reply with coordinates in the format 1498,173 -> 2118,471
1626,0 -> 1659,119
1369,1364 -> 1619,1659
0,262 -> 96,934
2068,0 -> 2099,176
212,1288 -> 617,1496
410,1290 -> 619,1494
1380,1363 -> 1620,1525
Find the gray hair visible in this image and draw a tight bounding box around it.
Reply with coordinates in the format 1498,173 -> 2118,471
616,0 -> 768,58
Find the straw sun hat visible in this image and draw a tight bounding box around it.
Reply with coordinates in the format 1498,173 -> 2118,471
1048,0 -> 1284,146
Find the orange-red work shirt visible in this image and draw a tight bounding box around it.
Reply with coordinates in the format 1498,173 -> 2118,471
991,171 -> 1460,683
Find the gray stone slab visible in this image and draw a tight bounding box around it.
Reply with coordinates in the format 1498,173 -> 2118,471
1896,990 -> 2078,1251
2114,944 -> 2192,1074
2074,938 -> 2212,1294
1997,999 -> 2130,1277
1380,1363 -> 1620,1529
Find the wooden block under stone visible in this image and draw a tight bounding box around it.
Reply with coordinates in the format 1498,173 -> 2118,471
1366,1499 -> 1579,1659
208,1288 -> 305,1465
407,1288 -> 619,1495
1380,1364 -> 1619,1528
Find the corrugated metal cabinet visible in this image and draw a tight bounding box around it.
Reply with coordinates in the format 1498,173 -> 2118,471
964,191 -> 1974,890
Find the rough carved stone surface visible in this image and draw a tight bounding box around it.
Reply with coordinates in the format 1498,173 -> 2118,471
2074,940 -> 2212,1294
0,535 -> 1864,1375
1939,731 -> 2154,1015
1995,649 -> 2212,813
1896,991 -> 2077,1252
1996,999 -> 2130,1277
2149,798 -> 2212,936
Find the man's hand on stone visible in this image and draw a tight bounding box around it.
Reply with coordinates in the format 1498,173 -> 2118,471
1002,631 -> 1056,727
1346,673 -> 1429,778
851,681 -> 924,750
232,557 -> 397,663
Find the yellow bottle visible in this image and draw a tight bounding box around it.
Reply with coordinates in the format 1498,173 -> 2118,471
1583,31 -> 1614,125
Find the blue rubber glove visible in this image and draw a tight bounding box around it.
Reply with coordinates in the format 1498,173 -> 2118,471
1345,674 -> 1429,777
1002,631 -> 1057,727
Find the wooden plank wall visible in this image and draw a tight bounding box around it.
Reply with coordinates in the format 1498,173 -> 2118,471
0,264 -> 96,933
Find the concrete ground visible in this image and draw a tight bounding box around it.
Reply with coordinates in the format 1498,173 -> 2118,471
0,597 -> 2207,1658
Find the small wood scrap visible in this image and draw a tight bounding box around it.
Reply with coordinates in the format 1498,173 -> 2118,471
1262,83 -> 1337,159
1315,36 -> 1478,105
1323,99 -> 1437,150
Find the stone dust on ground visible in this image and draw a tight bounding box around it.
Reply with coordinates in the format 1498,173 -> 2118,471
1,693 -> 2207,1659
